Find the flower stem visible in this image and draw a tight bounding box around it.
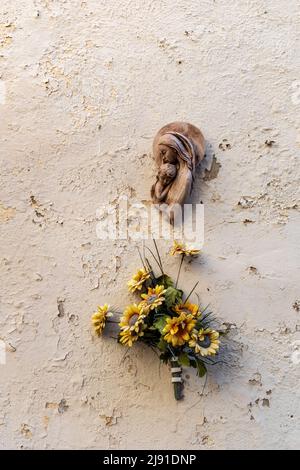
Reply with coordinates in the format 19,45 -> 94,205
145,247 -> 164,276
175,254 -> 185,288
137,246 -> 147,271
153,239 -> 164,275
184,280 -> 199,303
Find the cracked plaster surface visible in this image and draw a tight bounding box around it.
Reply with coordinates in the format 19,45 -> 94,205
0,0 -> 299,450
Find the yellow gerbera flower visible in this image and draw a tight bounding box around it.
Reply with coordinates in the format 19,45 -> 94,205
127,268 -> 151,293
170,241 -> 200,257
173,302 -> 201,318
91,304 -> 113,336
189,328 -> 220,356
162,313 -> 196,347
140,285 -> 166,313
119,304 -> 145,347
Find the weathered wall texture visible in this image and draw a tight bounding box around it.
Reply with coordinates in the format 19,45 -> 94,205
0,0 -> 300,450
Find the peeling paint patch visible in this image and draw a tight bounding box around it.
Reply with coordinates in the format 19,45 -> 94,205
45,399 -> 69,414
243,218 -> 255,225
293,301 -> 300,312
218,139 -> 231,151
43,416 -> 49,430
238,196 -> 256,209
58,399 -> 69,414
248,372 -> 262,386
57,298 -> 65,317
0,22 -> 15,48
45,402 -> 58,410
201,435 -> 214,446
20,423 -> 32,439
100,409 -> 122,426
0,203 -> 16,222
247,266 -> 259,275
265,139 -> 276,147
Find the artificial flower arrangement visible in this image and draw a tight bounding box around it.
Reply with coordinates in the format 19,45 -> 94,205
91,241 -> 222,400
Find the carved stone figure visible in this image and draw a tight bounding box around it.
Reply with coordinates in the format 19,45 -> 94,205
151,162 -> 177,203
151,122 -> 205,221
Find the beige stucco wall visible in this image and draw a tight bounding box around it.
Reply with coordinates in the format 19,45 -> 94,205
1,0 -> 300,450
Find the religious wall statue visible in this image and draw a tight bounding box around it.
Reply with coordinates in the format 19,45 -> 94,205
151,122 -> 205,222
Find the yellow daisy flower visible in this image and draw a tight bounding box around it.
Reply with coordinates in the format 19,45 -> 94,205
119,304 -> 145,347
170,241 -> 200,257
140,285 -> 166,313
162,313 -> 196,347
173,302 -> 201,318
189,328 -> 220,356
91,304 -> 113,336
127,268 -> 151,293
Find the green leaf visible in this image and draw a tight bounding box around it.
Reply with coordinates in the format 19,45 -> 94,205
195,358 -> 207,377
153,315 -> 168,333
178,352 -> 190,367
177,289 -> 183,300
189,356 -> 207,377
141,328 -> 160,344
157,338 -> 168,352
164,287 -> 183,308
156,274 -> 174,288
159,351 -> 171,364
189,358 -> 197,368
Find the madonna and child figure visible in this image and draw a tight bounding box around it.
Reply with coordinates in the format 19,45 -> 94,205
151,122 -> 205,223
